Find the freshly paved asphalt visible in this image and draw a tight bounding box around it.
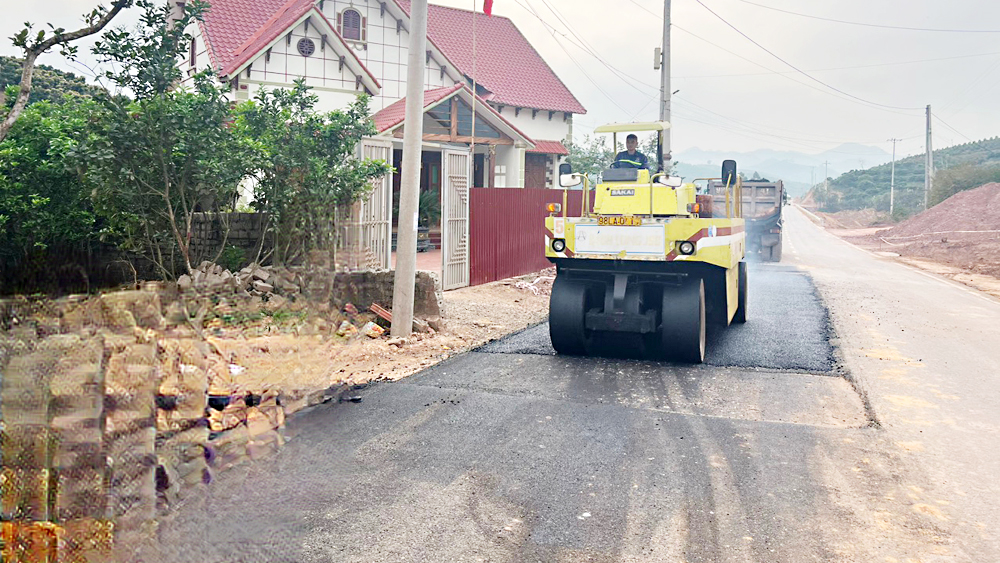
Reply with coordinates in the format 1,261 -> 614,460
480,263 -> 836,373
137,208 -> 1000,562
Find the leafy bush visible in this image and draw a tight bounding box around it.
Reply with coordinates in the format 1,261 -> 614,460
931,163 -> 1000,205
0,98 -> 101,283
86,0 -> 254,279
233,80 -> 392,265
218,245 -> 246,272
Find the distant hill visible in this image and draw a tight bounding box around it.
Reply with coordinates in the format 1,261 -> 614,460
675,143 -> 892,198
808,137 -> 1000,217
1,56 -> 105,104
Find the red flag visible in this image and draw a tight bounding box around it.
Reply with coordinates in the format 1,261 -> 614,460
484,0 -> 493,16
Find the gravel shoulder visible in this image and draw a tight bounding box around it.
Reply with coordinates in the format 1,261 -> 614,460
206,269 -> 555,394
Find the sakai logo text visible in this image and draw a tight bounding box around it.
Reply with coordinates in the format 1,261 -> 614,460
610,189 -> 635,196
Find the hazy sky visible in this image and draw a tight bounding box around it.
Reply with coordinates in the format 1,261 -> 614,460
5,0 -> 1000,160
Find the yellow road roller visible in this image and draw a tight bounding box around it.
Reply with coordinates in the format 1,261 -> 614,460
544,121 -> 747,363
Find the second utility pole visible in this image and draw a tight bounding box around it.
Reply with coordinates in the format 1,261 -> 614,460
659,0 -> 671,165
925,104 -> 933,210
888,138 -> 899,216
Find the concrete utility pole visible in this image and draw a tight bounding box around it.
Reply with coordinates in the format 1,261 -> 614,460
659,0 -> 671,165
823,160 -> 830,193
391,0 -> 428,338
925,104 -> 934,210
888,138 -> 899,216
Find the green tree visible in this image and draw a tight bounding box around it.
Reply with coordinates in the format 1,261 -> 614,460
1,0 -> 133,142
85,0 -> 253,279
0,98 -> 102,284
567,134 -> 613,184
931,162 -> 1000,205
233,80 -> 392,265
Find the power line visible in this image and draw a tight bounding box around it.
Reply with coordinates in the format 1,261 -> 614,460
693,0 -> 924,112
671,24 -> 919,117
933,114 -> 972,143
675,51 -> 1000,79
672,97 -> 886,147
512,0 -> 631,113
626,0 -> 662,19
513,0 -> 660,92
513,0 -> 926,155
939,56 -> 1000,117
735,0 -> 1000,33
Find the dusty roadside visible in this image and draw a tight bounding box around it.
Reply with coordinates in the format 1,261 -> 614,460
208,268 -> 555,394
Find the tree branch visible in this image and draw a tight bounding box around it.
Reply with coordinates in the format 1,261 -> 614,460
0,1 -> 132,142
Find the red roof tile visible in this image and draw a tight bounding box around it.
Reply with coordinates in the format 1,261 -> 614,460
199,0 -> 378,89
395,1 -> 586,115
373,84 -> 463,133
199,0 -> 299,75
527,140 -> 569,155
221,0 -> 314,77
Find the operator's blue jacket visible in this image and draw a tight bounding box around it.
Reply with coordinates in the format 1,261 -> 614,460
614,150 -> 650,169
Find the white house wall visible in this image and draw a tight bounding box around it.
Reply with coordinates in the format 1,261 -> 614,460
238,19 -> 370,109
320,0 -> 463,111
494,145 -> 525,188
495,106 -> 573,145
180,22 -> 212,85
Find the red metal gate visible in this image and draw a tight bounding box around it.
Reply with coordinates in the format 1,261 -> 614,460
469,187 -> 589,286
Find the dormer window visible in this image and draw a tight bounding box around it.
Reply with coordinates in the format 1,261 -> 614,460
338,8 -> 366,42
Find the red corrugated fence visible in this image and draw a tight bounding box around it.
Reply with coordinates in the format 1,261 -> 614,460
469,187 -> 590,286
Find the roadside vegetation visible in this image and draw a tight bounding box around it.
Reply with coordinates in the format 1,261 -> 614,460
0,0 -> 390,294
809,136 -> 1000,218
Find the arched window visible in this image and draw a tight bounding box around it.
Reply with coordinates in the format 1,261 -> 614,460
338,8 -> 366,42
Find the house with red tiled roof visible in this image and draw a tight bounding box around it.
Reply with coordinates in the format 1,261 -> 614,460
179,0 -> 586,287
182,0 -> 584,190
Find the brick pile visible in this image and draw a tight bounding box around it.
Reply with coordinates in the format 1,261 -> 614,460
1,287 -> 349,562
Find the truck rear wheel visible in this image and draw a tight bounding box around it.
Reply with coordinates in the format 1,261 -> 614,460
660,280 -> 706,363
734,261 -> 748,323
549,277 -> 592,355
771,240 -> 783,262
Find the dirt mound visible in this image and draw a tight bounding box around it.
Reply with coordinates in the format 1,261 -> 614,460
835,183 -> 1000,280
879,183 -> 1000,238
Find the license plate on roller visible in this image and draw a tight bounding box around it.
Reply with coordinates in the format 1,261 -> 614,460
598,216 -> 642,226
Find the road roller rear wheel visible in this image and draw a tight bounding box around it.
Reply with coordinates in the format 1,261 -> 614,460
549,277 -> 591,355
734,261 -> 748,324
660,280 -> 706,363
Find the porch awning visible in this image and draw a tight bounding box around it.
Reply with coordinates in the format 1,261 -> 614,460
373,83 -> 535,149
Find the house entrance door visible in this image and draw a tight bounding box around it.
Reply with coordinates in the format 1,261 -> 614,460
441,148 -> 471,290
525,153 -> 548,188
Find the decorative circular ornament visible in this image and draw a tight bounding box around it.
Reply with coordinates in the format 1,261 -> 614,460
297,38 -> 316,57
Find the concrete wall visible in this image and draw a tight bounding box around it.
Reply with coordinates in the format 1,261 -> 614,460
189,212 -> 270,268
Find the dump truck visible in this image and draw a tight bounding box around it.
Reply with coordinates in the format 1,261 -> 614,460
709,179 -> 784,261
544,122 -> 747,363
